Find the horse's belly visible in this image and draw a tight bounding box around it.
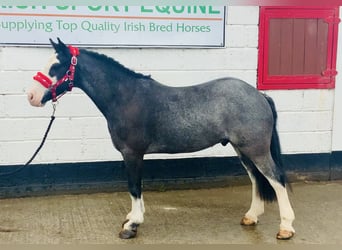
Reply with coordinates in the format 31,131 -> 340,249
146,130 -> 223,154
146,143 -> 217,154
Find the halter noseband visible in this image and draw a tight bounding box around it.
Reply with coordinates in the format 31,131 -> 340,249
33,45 -> 79,102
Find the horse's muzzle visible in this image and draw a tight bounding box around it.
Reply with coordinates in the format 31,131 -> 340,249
27,90 -> 44,107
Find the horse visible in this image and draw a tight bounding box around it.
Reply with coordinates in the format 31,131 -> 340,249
27,38 -> 295,240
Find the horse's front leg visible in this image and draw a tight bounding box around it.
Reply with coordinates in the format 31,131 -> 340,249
119,152 -> 145,239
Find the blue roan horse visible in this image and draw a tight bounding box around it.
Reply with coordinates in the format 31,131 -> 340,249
27,39 -> 295,240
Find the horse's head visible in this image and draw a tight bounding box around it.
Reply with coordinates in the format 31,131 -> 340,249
27,38 -> 79,107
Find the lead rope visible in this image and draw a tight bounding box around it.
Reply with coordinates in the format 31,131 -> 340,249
0,103 -> 57,176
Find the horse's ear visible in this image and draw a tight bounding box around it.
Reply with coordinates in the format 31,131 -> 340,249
49,38 -> 69,61
50,38 -> 67,52
49,38 -> 58,51
57,38 -> 66,47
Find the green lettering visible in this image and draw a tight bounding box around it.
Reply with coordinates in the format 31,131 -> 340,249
56,6 -> 69,10
156,6 -> 170,14
209,6 -> 220,14
199,6 -> 206,14
111,6 -> 120,12
141,6 -> 153,13
189,6 -> 197,14
88,6 -> 102,11
172,6 -> 185,14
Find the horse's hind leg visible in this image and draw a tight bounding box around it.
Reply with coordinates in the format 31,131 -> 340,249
119,152 -> 145,239
252,154 -> 295,239
265,176 -> 295,239
239,156 -> 265,226
237,149 -> 295,239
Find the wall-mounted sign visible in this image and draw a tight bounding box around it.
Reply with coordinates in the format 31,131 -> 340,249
0,6 -> 226,47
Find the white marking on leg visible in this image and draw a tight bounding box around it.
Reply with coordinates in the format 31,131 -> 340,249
140,194 -> 145,213
266,178 -> 295,233
124,195 -> 145,230
244,170 -> 265,222
234,150 -> 264,224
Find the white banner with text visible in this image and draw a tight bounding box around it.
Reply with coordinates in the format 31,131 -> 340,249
0,5 -> 226,47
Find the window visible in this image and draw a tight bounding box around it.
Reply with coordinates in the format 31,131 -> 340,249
258,7 -> 340,90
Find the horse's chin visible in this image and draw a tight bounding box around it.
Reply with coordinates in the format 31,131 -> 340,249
30,100 -> 45,107
41,91 -> 51,105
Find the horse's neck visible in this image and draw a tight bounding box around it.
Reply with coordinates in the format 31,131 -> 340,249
76,55 -> 139,117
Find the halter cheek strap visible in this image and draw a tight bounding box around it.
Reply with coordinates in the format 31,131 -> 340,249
33,45 -> 79,102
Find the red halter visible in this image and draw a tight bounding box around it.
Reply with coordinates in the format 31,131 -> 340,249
33,45 -> 79,102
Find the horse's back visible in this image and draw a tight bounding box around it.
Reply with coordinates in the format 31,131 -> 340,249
153,77 -> 272,125
156,77 -> 264,104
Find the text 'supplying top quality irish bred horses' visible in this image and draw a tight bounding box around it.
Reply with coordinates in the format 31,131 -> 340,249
27,39 -> 295,240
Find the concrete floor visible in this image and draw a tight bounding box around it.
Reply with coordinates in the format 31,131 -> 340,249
0,181 -> 341,244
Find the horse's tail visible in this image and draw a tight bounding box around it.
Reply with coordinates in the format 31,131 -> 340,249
245,94 -> 289,203
262,94 -> 288,187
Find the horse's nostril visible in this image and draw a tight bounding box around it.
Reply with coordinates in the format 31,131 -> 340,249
27,92 -> 34,102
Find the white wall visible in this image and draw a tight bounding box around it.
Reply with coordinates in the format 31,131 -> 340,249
0,6 -> 340,166
332,7 -> 342,151
265,89 -> 335,154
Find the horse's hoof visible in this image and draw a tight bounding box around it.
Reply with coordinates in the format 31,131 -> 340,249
276,230 -> 295,240
119,220 -> 139,239
240,216 -> 257,226
119,229 -> 137,239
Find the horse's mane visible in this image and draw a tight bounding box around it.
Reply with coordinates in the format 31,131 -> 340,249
81,49 -> 151,80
